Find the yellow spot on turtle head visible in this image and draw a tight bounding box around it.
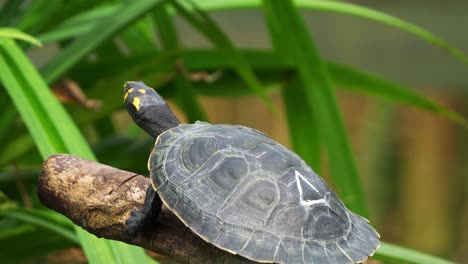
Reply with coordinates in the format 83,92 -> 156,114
138,89 -> 146,94
123,88 -> 134,102
132,97 -> 141,111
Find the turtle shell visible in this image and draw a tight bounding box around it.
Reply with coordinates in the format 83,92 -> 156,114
148,121 -> 379,264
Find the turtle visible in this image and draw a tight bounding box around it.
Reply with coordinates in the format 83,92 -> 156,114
123,81 -> 380,264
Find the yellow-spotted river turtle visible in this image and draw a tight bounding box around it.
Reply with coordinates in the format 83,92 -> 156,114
124,81 -> 380,264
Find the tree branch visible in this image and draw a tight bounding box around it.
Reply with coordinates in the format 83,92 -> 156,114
38,154 -> 251,264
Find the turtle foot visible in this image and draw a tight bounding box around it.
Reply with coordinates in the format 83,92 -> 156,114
126,209 -> 144,240
126,186 -> 162,240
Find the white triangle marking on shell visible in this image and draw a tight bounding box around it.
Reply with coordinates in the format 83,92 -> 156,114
295,170 -> 326,207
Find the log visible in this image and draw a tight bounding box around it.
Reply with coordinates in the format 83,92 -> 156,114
38,154 -> 251,264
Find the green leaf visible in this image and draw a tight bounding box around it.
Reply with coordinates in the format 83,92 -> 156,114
0,27 -> 42,47
154,3 -> 208,123
192,0 -> 468,65
93,136 -> 153,175
0,208 -> 78,244
0,1 -> 23,26
262,0 -> 368,216
375,242 -> 454,264
119,16 -> 158,55
294,0 -> 468,66
16,0 -> 63,34
40,0 -> 164,84
0,39 -> 151,264
153,4 -> 179,50
0,225 -> 75,263
173,74 -> 209,122
0,98 -> 17,143
37,1 -> 468,65
2,48 -> 466,168
282,75 -> 321,171
170,0 -> 276,113
68,49 -> 468,130
327,62 -> 468,129
178,49 -> 468,128
0,39 -> 93,158
0,223 -> 35,240
37,5 -> 118,43
189,50 -> 468,129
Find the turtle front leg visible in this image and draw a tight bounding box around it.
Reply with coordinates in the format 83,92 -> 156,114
126,186 -> 162,239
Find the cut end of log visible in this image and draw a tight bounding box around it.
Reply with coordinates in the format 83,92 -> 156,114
38,154 -> 251,264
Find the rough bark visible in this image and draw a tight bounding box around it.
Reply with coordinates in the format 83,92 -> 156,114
38,154 -> 251,264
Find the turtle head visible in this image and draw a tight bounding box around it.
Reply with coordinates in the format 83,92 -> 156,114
123,81 -> 180,139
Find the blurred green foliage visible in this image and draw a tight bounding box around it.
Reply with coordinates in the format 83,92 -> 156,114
0,0 -> 465,263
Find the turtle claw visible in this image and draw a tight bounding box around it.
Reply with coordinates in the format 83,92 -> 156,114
126,186 -> 162,240
126,209 -> 144,240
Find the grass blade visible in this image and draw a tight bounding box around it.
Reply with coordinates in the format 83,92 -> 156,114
38,1 -> 468,65
294,0 -> 468,66
327,62 -> 468,129
16,0 -> 62,34
179,49 -> 468,128
154,3 -> 208,122
262,0 -> 368,216
173,73 -> 209,122
192,0 -> 468,65
0,27 -> 42,47
0,225 -> 75,263
191,50 -> 468,129
153,4 -> 179,50
0,208 -> 78,244
0,40 -> 94,158
375,242 -> 454,264
118,17 -> 158,55
69,48 -> 466,130
40,0 -> 164,84
0,0 -> 24,25
37,5 -> 118,43
0,39 -> 151,263
282,76 -> 321,170
170,0 -> 276,113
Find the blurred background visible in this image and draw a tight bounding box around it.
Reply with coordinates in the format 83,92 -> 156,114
0,0 -> 467,263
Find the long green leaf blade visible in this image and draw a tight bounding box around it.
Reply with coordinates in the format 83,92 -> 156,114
262,0 -> 368,216
375,242 -> 454,264
192,0 -> 468,65
40,0 -> 164,83
282,76 -> 321,170
0,225 -> 75,263
37,5 -> 118,43
173,74 -> 209,122
0,39 -> 151,264
170,0 -> 276,113
0,40 -> 94,158
0,208 -> 78,244
40,0 -> 468,65
0,27 -> 42,47
154,3 -> 208,122
175,49 -> 468,129
0,0 -> 23,25
182,49 -> 468,129
327,62 -> 468,129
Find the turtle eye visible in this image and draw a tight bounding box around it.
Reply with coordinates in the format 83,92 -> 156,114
123,81 -> 135,91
